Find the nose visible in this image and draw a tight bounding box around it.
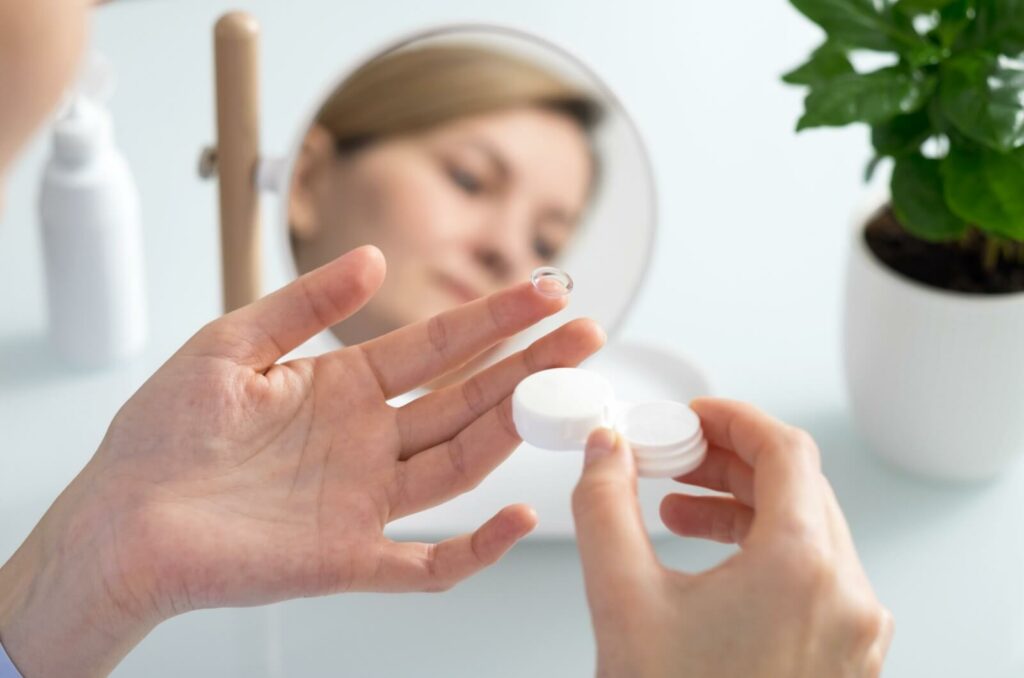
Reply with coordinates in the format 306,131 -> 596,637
471,201 -> 534,283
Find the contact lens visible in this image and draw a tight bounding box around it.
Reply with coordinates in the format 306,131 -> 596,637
531,266 -> 574,298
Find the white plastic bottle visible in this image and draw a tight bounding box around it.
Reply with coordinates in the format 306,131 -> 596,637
38,95 -> 146,367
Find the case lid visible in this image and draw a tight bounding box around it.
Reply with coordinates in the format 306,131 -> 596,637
512,368 -> 708,481
512,368 -> 613,451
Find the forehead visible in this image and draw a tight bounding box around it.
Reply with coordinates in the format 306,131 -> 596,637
427,107 -> 594,205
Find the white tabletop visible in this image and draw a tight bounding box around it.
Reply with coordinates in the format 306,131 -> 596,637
2,1 -> 1022,676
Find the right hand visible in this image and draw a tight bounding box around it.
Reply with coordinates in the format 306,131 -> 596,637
572,398 -> 893,678
0,246 -> 605,677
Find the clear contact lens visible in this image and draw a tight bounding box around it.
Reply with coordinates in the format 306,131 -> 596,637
531,266 -> 574,298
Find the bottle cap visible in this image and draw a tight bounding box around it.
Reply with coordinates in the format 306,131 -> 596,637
51,50 -> 117,166
53,97 -> 114,165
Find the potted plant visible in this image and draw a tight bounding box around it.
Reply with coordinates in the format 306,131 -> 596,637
783,0 -> 1024,481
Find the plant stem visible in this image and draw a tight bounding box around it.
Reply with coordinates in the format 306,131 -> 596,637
1003,241 -> 1017,263
959,228 -> 974,250
983,235 -> 1002,273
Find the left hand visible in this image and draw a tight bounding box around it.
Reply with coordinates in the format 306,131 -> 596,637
0,245 -> 604,677
571,400 -> 892,678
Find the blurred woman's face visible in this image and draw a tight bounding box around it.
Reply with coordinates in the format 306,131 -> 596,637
290,106 -> 593,345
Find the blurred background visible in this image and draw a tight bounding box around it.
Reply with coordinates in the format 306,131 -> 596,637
1,1 -> 1022,675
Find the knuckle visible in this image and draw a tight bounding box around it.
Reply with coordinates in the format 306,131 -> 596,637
423,544 -> 451,593
496,400 -> 519,440
787,426 -> 821,462
864,652 -> 885,678
468,524 -> 495,568
843,603 -> 893,676
865,609 -> 894,675
773,508 -> 825,547
881,606 -> 895,640
521,343 -> 541,375
709,508 -> 737,544
848,605 -> 887,645
774,537 -> 836,595
800,542 -> 834,581
427,314 -> 450,356
445,437 -> 470,484
460,377 -> 488,417
299,277 -> 340,330
486,292 -> 511,332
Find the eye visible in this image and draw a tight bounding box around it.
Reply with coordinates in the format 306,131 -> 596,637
448,165 -> 484,195
533,237 -> 558,260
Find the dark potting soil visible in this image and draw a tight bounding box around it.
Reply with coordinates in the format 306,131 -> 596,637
864,207 -> 1024,295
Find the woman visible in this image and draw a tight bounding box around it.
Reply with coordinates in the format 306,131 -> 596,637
0,2 -> 892,676
289,44 -> 602,346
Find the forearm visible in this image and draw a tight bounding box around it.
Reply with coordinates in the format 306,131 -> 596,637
0,476 -> 157,677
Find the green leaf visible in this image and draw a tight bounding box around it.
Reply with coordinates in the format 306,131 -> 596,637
942,144 -> 1024,238
798,67 -> 936,129
894,0 -> 968,56
935,0 -> 976,49
783,42 -> 854,86
907,44 -> 950,68
961,0 -> 1024,55
891,154 -> 969,240
897,0 -> 958,10
939,51 -> 1024,152
872,109 -> 934,155
790,0 -> 929,53
893,13 -> 950,66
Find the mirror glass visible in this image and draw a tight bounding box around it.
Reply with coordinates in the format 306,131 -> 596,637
279,26 -> 656,382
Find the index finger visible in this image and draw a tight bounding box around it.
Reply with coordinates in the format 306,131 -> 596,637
359,282 -> 567,398
184,246 -> 386,371
689,398 -> 827,541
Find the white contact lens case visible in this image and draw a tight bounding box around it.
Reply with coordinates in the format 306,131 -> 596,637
512,368 -> 708,478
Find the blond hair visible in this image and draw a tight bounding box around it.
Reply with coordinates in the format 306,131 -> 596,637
315,43 -> 603,152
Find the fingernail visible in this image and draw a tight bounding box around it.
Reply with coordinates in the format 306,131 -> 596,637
585,428 -> 617,466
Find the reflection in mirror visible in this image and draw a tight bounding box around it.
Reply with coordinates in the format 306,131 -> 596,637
284,29 -> 655,386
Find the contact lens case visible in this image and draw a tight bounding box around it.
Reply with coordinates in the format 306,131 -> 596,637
512,368 -> 708,478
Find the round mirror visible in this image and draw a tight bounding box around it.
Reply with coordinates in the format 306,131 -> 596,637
273,25 -> 656,383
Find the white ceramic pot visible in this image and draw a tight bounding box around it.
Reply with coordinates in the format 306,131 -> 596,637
843,214 -> 1024,481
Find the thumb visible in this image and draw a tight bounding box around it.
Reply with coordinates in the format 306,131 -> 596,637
572,428 -> 658,593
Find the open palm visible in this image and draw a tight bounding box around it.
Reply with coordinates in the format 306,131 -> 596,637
82,246 -> 603,620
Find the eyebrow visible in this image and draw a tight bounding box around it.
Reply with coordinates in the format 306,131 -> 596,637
462,138 -> 511,181
538,208 -> 576,230
459,138 -> 580,227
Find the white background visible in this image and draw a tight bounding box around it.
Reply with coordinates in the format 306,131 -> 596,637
2,1 -> 1023,675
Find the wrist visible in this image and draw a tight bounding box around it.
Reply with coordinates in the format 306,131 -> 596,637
0,469 -> 161,677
